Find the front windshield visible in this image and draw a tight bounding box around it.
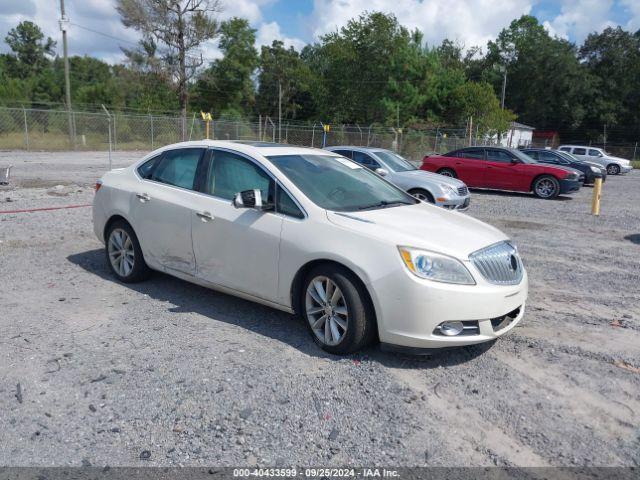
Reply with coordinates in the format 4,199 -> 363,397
373,150 -> 416,172
267,154 -> 417,212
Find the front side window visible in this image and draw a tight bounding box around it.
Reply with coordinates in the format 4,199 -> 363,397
352,151 -> 380,169
276,185 -> 304,218
573,148 -> 587,155
332,150 -> 353,159
486,149 -> 513,163
559,147 -> 571,152
538,151 -> 561,163
588,149 -> 602,157
267,154 -> 416,212
207,150 -> 274,203
151,148 -> 204,189
523,150 -> 538,160
373,150 -> 416,172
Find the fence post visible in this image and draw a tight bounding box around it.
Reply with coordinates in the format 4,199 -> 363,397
150,114 -> 154,149
23,108 -> 29,150
101,105 -> 112,171
633,142 -> 637,161
113,113 -> 117,151
258,114 -> 262,141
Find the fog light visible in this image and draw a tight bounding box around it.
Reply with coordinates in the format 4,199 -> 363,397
439,321 -> 464,336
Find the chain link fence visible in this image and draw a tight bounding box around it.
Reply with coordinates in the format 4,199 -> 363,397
0,106 -> 509,162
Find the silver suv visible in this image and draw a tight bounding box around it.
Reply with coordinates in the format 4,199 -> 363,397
558,145 -> 633,175
326,146 -> 471,210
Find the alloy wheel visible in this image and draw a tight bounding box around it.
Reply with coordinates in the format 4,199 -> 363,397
535,178 -> 556,198
108,228 -> 135,277
305,276 -> 349,346
412,192 -> 428,201
607,164 -> 620,175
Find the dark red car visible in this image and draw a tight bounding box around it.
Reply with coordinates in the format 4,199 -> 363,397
421,147 -> 582,199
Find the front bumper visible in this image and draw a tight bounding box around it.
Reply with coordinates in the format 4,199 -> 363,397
436,195 -> 471,211
620,165 -> 633,174
559,178 -> 581,194
368,266 -> 528,349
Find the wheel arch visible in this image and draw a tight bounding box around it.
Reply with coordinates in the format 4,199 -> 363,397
407,187 -> 435,202
103,214 -> 135,243
529,172 -> 560,192
290,259 -> 379,338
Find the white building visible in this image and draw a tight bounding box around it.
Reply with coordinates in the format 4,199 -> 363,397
500,121 -> 535,148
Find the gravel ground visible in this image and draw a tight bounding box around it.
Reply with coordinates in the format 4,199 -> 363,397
0,150 -> 639,467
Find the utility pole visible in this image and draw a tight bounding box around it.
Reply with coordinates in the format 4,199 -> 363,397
278,81 -> 282,143
59,0 -> 73,148
500,67 -> 507,110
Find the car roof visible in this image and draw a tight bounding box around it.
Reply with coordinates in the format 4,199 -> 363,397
558,145 -> 597,149
150,139 -> 335,158
326,146 -> 390,153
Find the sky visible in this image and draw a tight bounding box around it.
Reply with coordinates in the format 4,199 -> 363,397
1,0 -> 639,65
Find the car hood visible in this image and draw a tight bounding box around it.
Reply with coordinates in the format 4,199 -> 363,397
584,161 -> 605,170
326,203 -> 508,259
536,163 -> 581,176
394,169 -> 466,187
608,156 -> 630,165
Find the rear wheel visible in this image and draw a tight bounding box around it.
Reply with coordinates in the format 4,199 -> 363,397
302,265 -> 375,355
532,175 -> 560,199
408,188 -> 435,203
607,164 -> 620,175
105,220 -> 151,283
437,168 -> 457,178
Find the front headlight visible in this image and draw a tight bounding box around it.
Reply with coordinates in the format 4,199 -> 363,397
398,247 -> 475,285
590,166 -> 600,172
440,184 -> 457,196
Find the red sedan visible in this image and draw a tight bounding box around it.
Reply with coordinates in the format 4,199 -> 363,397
421,147 -> 582,199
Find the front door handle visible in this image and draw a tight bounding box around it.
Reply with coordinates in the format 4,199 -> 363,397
196,211 -> 214,222
136,193 -> 151,202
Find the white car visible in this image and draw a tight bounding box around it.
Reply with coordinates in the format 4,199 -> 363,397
93,141 -> 528,354
558,145 -> 633,175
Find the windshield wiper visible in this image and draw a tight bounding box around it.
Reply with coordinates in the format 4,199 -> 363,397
357,200 -> 413,211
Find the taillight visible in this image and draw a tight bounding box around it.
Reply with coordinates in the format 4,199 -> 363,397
95,180 -> 102,192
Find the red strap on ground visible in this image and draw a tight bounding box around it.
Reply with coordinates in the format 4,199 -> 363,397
0,204 -> 92,214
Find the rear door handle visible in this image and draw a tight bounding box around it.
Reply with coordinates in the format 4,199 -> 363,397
136,193 -> 151,202
196,211 -> 214,222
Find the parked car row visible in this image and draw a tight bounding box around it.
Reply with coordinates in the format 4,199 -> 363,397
93,141 -> 528,355
558,145 -> 633,175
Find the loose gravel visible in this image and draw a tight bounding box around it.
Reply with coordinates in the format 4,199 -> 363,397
0,150 -> 639,467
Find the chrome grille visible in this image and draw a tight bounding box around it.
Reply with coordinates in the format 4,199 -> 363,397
469,241 -> 523,285
457,186 -> 468,196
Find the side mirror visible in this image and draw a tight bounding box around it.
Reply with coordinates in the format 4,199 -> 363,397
375,168 -> 389,176
511,158 -> 521,164
232,189 -> 273,211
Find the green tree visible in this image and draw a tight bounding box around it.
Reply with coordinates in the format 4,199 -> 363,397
192,17 -> 258,116
4,20 -> 56,77
448,81 -> 515,135
258,40 -> 315,121
484,15 -> 589,130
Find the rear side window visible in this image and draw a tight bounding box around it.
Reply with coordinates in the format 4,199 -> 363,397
151,148 -> 204,190
207,149 -> 274,203
276,186 -> 304,219
559,147 -> 571,152
573,148 -> 587,155
486,149 -> 513,163
137,154 -> 162,179
460,148 -> 485,160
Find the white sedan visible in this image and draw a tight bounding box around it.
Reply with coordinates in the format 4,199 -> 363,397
93,141 -> 528,354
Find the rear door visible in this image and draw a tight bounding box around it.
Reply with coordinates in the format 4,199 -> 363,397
571,147 -> 589,161
130,147 -> 206,274
451,148 -> 487,187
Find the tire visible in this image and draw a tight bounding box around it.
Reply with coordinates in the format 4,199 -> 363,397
437,168 -> 457,178
408,188 -> 435,203
301,264 -> 376,355
105,219 -> 151,283
607,164 -> 620,175
532,175 -> 560,199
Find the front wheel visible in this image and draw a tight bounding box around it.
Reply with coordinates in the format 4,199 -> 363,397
408,188 -> 435,203
105,220 -> 151,283
302,265 -> 375,355
606,164 -> 620,175
533,175 -> 560,199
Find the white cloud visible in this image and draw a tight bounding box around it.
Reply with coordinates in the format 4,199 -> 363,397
256,21 -> 306,50
309,0 -> 534,49
542,0 -> 617,42
620,0 -> 640,32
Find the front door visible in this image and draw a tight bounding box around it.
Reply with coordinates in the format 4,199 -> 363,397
130,147 -> 205,274
191,148 -> 283,302
484,149 -> 530,191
